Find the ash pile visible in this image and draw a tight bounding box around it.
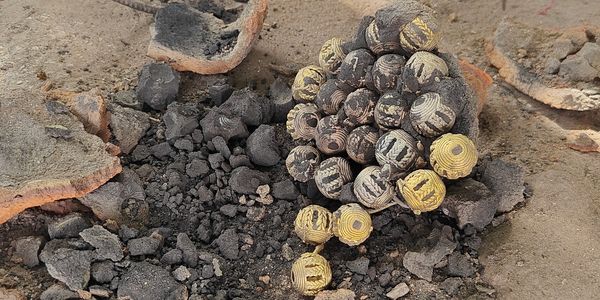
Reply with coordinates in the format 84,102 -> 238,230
1,2 -> 529,300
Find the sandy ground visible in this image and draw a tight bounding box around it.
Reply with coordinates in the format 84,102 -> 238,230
1,0 -> 600,299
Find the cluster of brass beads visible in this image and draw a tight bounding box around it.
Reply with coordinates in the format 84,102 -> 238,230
286,0 -> 479,296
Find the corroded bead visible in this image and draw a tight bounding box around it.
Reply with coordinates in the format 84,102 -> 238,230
397,169 -> 446,215
374,91 -> 409,129
353,166 -> 395,209
319,37 -> 346,74
402,51 -> 449,93
315,115 -> 349,155
338,49 -> 376,89
410,92 -> 456,137
346,125 -> 379,165
286,103 -> 320,141
342,88 -> 378,127
291,252 -> 332,296
365,20 -> 402,55
314,157 -> 353,199
372,54 -> 405,93
399,12 -> 441,53
286,146 -> 321,183
375,129 -> 423,180
315,80 -> 348,115
294,205 -> 334,245
429,133 -> 478,179
332,203 -> 373,246
292,65 -> 327,102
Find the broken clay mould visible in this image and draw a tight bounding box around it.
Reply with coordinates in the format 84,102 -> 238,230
0,109 -> 121,224
147,0 -> 269,74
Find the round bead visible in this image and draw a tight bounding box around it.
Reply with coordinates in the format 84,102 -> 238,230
353,166 -> 395,209
338,49 -> 376,89
397,169 -> 446,215
315,80 -> 348,115
292,65 -> 327,102
429,133 -> 478,180
332,203 -> 373,246
286,146 -> 321,183
286,103 -> 320,141
319,37 -> 346,74
399,12 -> 441,53
410,92 -> 456,137
294,205 -> 334,245
342,88 -> 378,127
375,129 -> 423,180
314,157 -> 353,199
372,54 -> 405,93
346,125 -> 379,164
291,252 -> 332,296
374,91 -> 409,129
365,20 -> 402,55
315,115 -> 349,155
402,51 -> 449,93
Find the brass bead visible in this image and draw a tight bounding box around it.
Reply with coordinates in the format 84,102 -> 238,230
372,54 -> 405,93
410,92 -> 456,137
319,37 -> 346,74
346,125 -> 380,165
375,129 -> 423,180
429,133 -> 478,180
294,205 -> 334,245
402,51 -> 449,93
338,49 -> 376,89
314,157 -> 353,199
286,146 -> 321,183
342,88 -> 378,127
399,12 -> 441,53
374,91 -> 409,130
286,103 -> 320,141
353,166 -> 395,209
397,169 -> 446,215
291,252 -> 332,296
315,80 -> 348,115
292,65 -> 327,102
333,203 -> 373,246
315,115 -> 349,155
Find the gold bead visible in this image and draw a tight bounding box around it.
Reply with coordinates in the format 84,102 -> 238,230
399,13 -> 441,53
286,146 -> 321,183
430,133 -> 478,179
333,203 -> 373,246
319,38 -> 346,74
354,166 -> 395,209
314,157 -> 353,199
397,169 -> 446,215
294,205 -> 334,245
292,66 -> 327,102
286,103 -> 320,141
291,252 -> 332,296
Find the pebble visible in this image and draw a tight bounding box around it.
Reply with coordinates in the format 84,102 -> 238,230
39,241 -> 93,291
315,289 -> 356,300
174,139 -> 194,151
79,225 -> 124,262
272,179 -> 299,200
220,204 -> 238,217
229,155 -> 253,169
208,153 -> 225,170
89,285 -> 112,298
269,77 -> 295,123
186,159 -> 211,178
246,206 -> 266,222
161,249 -> 183,265
212,136 -> 231,158
151,142 -> 174,159
208,84 -> 233,106
40,284 -> 79,300
110,104 -> 150,154
281,243 -> 294,261
136,63 -> 181,111
246,125 -> 280,167
440,277 -> 463,295
201,264 -> 215,279
13,236 -> 44,267
91,260 -> 117,284
47,213 -> 91,239
258,275 -> 270,285
117,262 -> 187,300
177,233 -> 199,267
447,252 -> 476,277
215,229 -> 239,260
386,282 -> 409,299
127,235 -> 161,256
229,167 -> 270,195
173,266 -> 192,282
346,257 -> 370,275
212,258 -> 223,277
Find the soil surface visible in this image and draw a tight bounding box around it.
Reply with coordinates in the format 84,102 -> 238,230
1,0 -> 599,299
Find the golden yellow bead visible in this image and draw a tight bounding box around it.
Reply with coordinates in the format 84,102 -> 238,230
291,252 -> 332,296
294,205 -> 334,245
319,37 -> 346,74
430,133 -> 478,180
399,13 -> 441,53
333,203 -> 373,246
397,169 -> 446,215
292,66 -> 327,102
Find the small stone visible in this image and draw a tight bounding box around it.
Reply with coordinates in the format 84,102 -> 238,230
258,275 -> 270,285
220,204 -> 238,217
127,236 -> 161,256
110,104 -> 150,154
215,229 -> 239,260
186,159 -> 210,178
136,63 -> 181,111
559,54 -> 599,82
346,257 -> 369,275
212,258 -> 223,277
45,125 -> 73,140
164,102 -> 199,140
217,88 -> 273,127
199,110 -> 249,142
386,282 -> 409,300
177,233 -> 199,267
246,124 -> 280,167
440,277 -> 463,295
201,264 -> 215,279
272,180 -> 299,200
39,242 -> 93,291
131,144 -> 151,161
174,139 -> 194,152
48,213 -> 91,239
40,284 -> 79,300
229,155 -> 253,169
208,84 -> 233,106
151,142 -> 174,159
479,159 -> 526,213
281,243 -> 293,261
208,153 -> 225,170
79,225 -> 124,262
315,289 -> 356,300
89,285 -> 111,298
378,272 -> 391,287
447,252 -> 476,277
551,38 -> 579,60
229,167 -> 270,195
119,225 -> 139,242
161,249 -> 183,265
269,78 -> 295,123
13,236 -> 44,267
402,226 -> 457,281
212,136 -> 231,158
246,206 -> 266,221
339,183 -> 359,204
173,265 -> 192,282
117,262 -> 187,300
111,90 -> 141,110
192,129 -> 204,144
441,179 -> 496,230
579,42 -> 600,70
256,194 -> 273,205
91,260 -> 117,284
545,58 -> 561,74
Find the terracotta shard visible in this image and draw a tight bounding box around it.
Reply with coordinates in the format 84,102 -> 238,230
147,0 -> 269,74
458,60 -> 493,115
0,108 -> 121,224
566,131 -> 600,153
487,19 -> 600,111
